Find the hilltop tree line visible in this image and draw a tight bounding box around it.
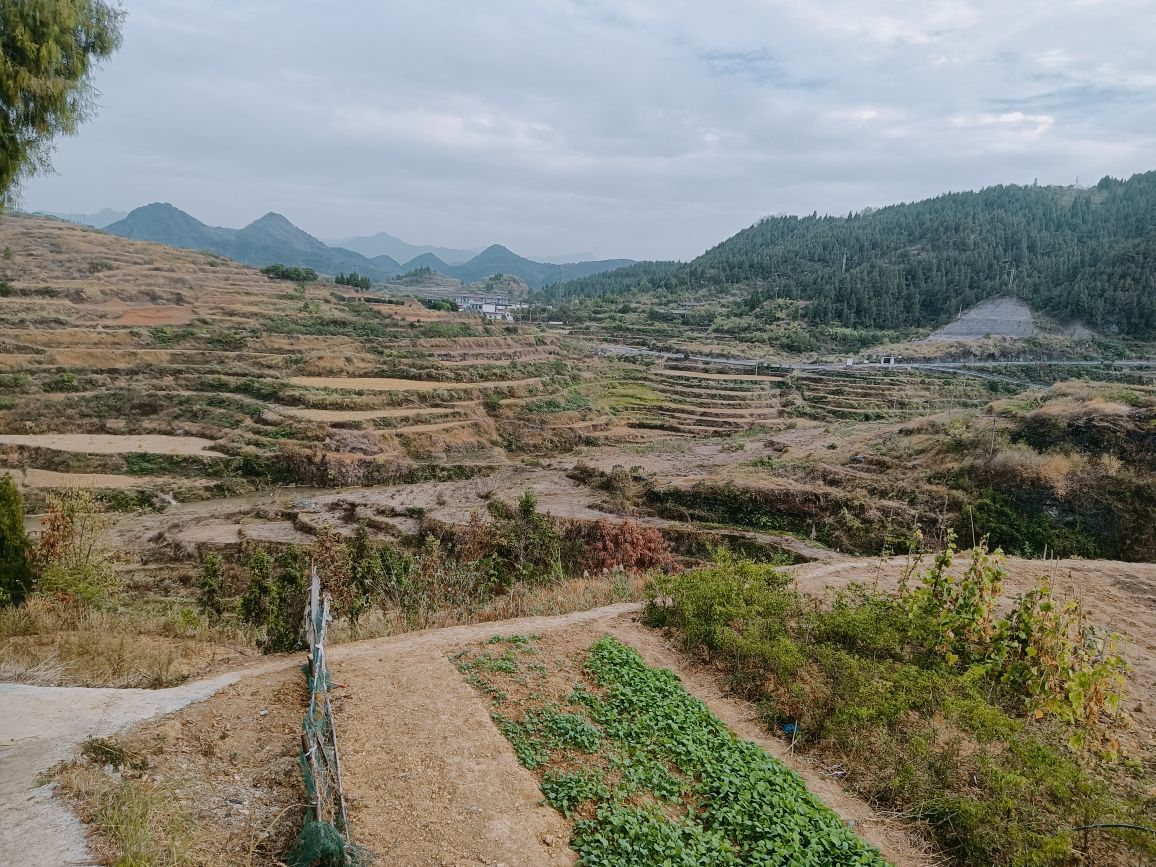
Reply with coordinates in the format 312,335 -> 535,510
261,263 -> 318,283
542,173 -> 1156,338
334,270 -> 372,290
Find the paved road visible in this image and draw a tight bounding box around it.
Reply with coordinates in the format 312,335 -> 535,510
0,661 -> 288,867
595,342 -> 1154,376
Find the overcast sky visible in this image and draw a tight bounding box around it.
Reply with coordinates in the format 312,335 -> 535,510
22,0 -> 1156,261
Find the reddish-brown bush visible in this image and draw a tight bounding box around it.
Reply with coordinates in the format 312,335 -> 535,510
576,518 -> 675,574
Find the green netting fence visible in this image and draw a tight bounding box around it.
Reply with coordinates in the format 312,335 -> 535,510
288,569 -> 369,866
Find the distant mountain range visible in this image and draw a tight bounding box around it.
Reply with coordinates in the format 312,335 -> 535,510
101,203 -> 633,288
437,244 -> 634,287
41,208 -> 128,228
329,231 -> 479,266
105,204 -> 401,279
329,233 -> 599,267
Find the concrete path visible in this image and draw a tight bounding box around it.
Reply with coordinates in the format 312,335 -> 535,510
0,666 -> 283,866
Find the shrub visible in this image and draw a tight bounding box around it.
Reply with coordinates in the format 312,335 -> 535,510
260,263 -> 317,283
0,474 -> 34,605
196,551 -> 226,620
238,548 -> 273,626
237,547 -> 309,652
36,490 -> 119,603
651,552 -> 1151,865
45,372 -> 79,392
574,518 -> 675,574
455,491 -> 564,589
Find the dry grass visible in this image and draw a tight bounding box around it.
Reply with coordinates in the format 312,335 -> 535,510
52,668 -> 310,867
989,444 -> 1082,494
0,597 -> 256,688
0,653 -> 67,685
55,759 -> 200,867
55,742 -> 297,867
327,569 -> 646,643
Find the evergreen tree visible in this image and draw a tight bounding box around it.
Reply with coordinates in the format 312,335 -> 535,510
0,473 -> 34,605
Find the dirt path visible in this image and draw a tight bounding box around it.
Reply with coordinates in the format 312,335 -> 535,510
336,652 -> 575,866
289,376 -> 540,392
0,660 -> 289,866
330,603 -> 928,866
0,433 -> 222,456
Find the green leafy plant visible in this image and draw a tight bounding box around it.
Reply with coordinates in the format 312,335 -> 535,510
195,550 -> 226,620
541,768 -> 609,818
460,635 -> 886,866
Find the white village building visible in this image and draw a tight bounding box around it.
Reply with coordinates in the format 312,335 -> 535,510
454,294 -> 527,322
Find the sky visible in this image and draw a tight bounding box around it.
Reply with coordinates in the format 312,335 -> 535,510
22,0 -> 1156,261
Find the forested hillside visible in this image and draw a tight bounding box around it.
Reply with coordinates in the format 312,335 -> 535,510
544,173 -> 1156,338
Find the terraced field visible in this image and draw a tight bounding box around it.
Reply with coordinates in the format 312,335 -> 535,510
5,213 -> 1156,867
0,215 -> 599,502
606,360 -> 992,434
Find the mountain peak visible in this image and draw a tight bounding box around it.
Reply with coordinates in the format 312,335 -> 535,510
126,202 -> 202,222
250,211 -> 294,227
105,203 -> 217,247
103,202 -> 634,289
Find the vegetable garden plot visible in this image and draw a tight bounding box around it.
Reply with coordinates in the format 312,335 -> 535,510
456,634 -> 888,866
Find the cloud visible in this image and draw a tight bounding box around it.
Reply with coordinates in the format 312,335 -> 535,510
20,0 -> 1156,260
951,112 -> 1056,135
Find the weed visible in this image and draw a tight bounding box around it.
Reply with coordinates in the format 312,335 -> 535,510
82,737 -> 147,771
55,759 -> 198,864
458,649 -> 520,675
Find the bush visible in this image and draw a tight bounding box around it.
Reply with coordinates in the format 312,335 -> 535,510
573,518 -> 674,574
0,474 -> 34,606
196,551 -> 226,620
35,490 -> 119,603
261,263 -> 318,283
649,551 -> 1151,865
236,547 -> 310,652
454,491 -> 564,590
